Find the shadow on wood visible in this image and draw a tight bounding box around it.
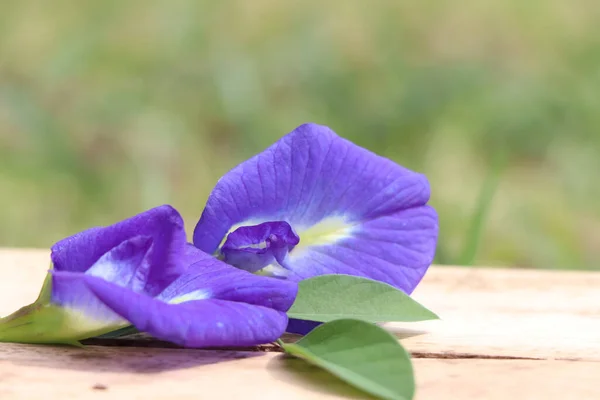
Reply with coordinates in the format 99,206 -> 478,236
1,343 -> 264,373
267,353 -> 375,399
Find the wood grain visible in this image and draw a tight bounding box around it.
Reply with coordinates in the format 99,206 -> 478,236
0,248 -> 599,399
1,343 -> 598,400
392,266 -> 600,361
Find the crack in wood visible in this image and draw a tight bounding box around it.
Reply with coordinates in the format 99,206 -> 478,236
82,338 -> 546,361
81,337 -> 283,353
411,351 -> 541,360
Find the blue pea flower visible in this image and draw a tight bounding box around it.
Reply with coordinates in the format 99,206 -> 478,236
0,205 -> 297,347
193,123 -> 439,294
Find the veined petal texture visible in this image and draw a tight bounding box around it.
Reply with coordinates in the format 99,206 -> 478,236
194,123 -> 438,293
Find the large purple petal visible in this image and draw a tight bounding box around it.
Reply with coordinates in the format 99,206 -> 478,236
193,123 -> 437,293
158,246 -> 298,312
51,205 -> 188,295
283,206 -> 438,293
85,276 -> 288,347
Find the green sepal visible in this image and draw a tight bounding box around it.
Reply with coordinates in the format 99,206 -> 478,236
0,265 -> 124,345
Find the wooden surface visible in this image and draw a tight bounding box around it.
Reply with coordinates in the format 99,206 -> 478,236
1,248 -> 599,399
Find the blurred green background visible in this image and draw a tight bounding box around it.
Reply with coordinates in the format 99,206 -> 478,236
1,0 -> 599,269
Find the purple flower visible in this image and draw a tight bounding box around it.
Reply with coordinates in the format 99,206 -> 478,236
0,205 -> 297,347
194,123 -> 438,294
69,245 -> 297,347
51,204 -> 188,299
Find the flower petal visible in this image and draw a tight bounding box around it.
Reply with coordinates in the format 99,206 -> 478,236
193,123 -> 437,293
85,235 -> 153,290
286,318 -> 321,335
284,206 -> 438,293
221,221 -> 299,273
51,205 -> 188,295
84,276 -> 289,347
51,271 -> 124,324
48,235 -> 156,336
49,271 -> 126,340
158,246 -> 298,312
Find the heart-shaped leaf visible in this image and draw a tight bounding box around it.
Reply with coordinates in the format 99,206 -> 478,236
281,318 -> 415,400
287,274 -> 438,323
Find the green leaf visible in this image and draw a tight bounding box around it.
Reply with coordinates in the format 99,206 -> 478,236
287,274 -> 438,323
35,268 -> 53,304
0,302 -> 78,345
280,319 -> 415,400
0,265 -> 125,345
0,301 -> 127,345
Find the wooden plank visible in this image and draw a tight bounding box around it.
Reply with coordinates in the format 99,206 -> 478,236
0,249 -> 49,317
414,358 -> 600,400
4,249 -> 598,361
391,266 -> 600,361
1,343 -> 599,399
1,248 -> 599,399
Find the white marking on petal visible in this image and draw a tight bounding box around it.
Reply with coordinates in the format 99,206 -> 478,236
168,289 -> 211,304
86,257 -> 132,286
244,242 -> 268,249
257,264 -> 291,278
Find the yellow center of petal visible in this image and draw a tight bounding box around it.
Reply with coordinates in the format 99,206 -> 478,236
289,216 -> 353,258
